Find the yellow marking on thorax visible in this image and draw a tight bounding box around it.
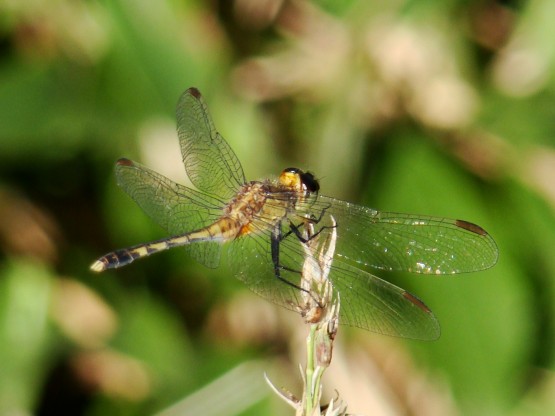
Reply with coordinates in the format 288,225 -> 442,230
238,223 -> 253,236
216,180 -> 301,239
221,182 -> 272,237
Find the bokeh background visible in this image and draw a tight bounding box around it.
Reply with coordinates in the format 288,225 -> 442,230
1,0 -> 555,415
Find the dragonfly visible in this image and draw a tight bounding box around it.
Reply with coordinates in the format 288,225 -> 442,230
91,87 -> 498,340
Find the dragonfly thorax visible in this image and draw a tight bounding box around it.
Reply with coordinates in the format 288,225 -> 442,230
221,178 -> 309,238
222,181 -> 268,221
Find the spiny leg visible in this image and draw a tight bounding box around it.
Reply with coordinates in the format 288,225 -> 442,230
279,202 -> 334,243
288,220 -> 337,244
270,223 -> 310,292
270,222 -> 324,307
271,203 -> 336,278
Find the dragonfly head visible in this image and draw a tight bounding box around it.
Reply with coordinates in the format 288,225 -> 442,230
280,167 -> 320,195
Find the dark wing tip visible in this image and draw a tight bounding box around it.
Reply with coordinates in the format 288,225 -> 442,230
455,219 -> 488,236
116,158 -> 134,167
402,291 -> 441,340
402,291 -> 432,314
187,87 -> 202,99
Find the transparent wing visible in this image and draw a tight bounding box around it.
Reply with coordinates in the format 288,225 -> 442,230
291,195 -> 498,275
329,261 -> 439,339
176,88 -> 246,200
115,158 -> 225,268
227,206 -> 304,310
228,231 -> 305,314
227,212 -> 440,340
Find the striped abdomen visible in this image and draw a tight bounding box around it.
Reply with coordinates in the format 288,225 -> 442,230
90,218 -> 241,272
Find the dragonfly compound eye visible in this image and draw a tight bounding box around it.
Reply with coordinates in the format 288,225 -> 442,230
300,171 -> 320,194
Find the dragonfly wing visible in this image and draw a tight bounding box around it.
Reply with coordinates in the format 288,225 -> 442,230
176,88 -> 246,200
227,218 -> 439,339
115,158 -> 224,268
227,219 -> 306,312
275,216 -> 440,339
329,261 -> 440,339
299,196 -> 498,274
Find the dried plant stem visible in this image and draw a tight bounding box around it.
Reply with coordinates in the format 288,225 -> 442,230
267,216 -> 347,415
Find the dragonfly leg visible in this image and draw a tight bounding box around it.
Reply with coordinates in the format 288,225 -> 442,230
270,224 -> 312,289
280,202 -> 335,243
287,220 -> 337,244
270,223 -> 324,308
306,201 -> 332,224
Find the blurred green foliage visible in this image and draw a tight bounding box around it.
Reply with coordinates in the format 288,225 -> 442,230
1,0 -> 555,415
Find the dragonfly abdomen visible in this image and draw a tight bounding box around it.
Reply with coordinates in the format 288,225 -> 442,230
90,218 -> 242,272
90,239 -> 185,271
